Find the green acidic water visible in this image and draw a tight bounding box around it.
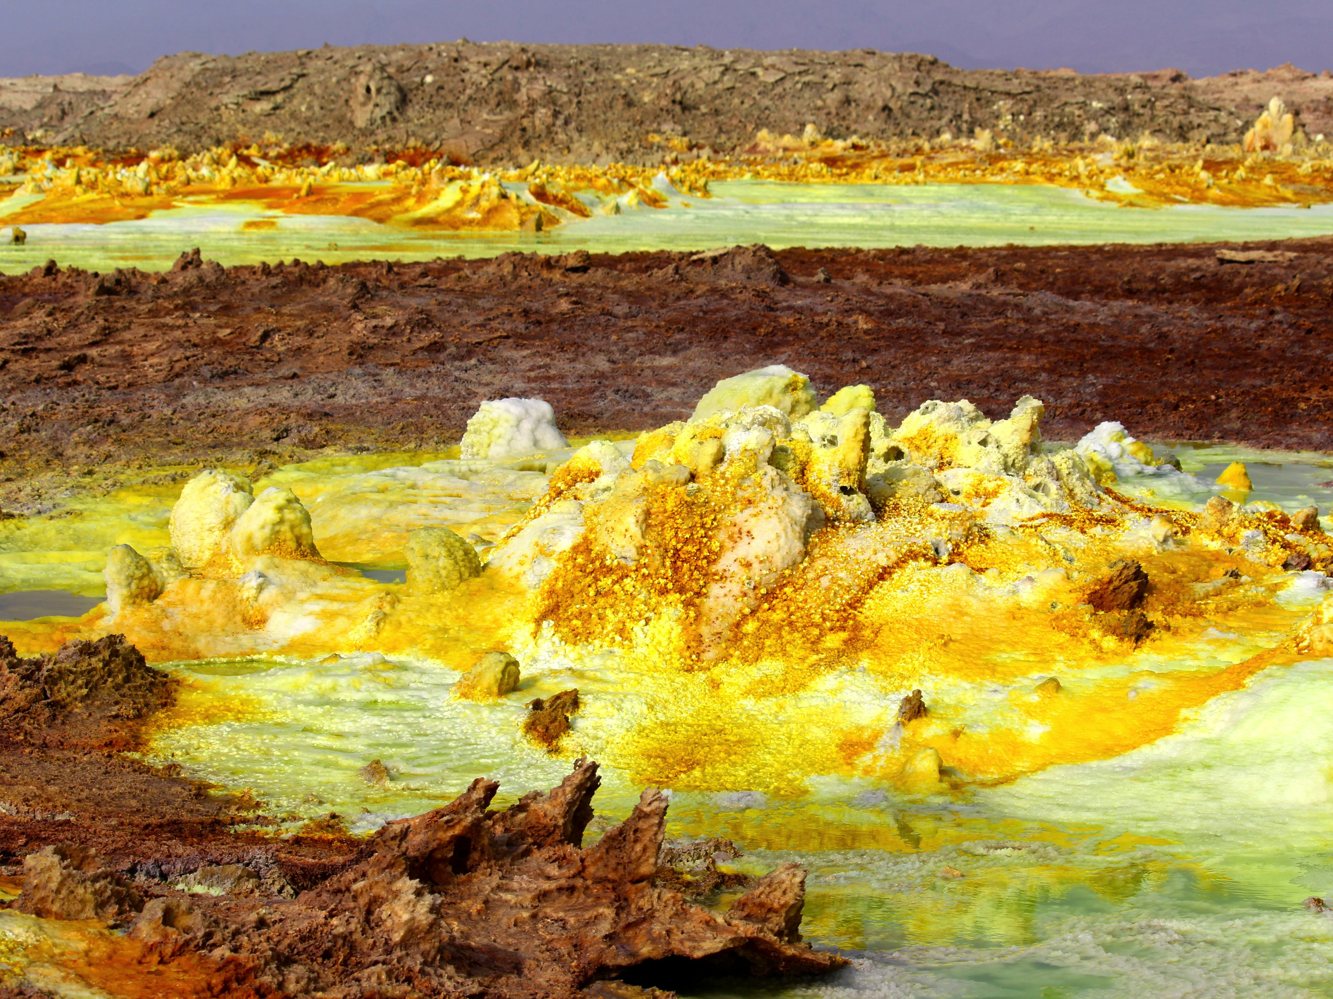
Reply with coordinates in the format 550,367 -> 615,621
2,182 -> 1332,273
144,650 -> 1333,998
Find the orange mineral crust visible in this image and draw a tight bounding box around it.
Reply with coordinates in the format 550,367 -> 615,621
5,103 -> 1333,232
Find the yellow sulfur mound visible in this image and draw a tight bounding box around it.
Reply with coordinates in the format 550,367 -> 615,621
405,526 -> 483,595
1215,461 -> 1253,493
690,365 -> 817,422
168,470 -> 253,567
60,371 -> 1333,800
227,487 -> 321,560
820,384 -> 876,416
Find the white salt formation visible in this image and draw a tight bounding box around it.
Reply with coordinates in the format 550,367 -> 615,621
460,398 -> 568,459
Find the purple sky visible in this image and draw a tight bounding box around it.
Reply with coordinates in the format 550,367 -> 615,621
3,0 -> 1331,79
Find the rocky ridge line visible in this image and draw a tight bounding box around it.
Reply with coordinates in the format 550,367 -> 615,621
4,44 -> 1333,162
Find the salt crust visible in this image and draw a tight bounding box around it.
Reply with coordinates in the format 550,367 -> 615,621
459,398 -> 568,460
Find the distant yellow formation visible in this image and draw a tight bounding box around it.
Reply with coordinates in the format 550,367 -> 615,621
3,95 -> 1333,231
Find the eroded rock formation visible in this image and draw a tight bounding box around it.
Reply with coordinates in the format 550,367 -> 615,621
17,759 -> 844,998
0,634 -> 173,750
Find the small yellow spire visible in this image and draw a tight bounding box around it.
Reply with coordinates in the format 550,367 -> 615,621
1215,461 -> 1253,492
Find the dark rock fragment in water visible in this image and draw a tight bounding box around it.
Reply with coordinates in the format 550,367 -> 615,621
897,688 -> 927,723
358,759 -> 391,785
16,844 -> 143,924
1085,560 -> 1149,612
1100,608 -> 1154,644
1034,676 -> 1062,696
172,247 -> 203,272
657,837 -> 751,900
525,687 -> 580,748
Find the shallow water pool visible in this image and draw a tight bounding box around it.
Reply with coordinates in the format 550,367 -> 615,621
2,182 -> 1333,273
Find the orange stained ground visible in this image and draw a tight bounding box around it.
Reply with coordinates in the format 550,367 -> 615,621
5,134 -> 1333,230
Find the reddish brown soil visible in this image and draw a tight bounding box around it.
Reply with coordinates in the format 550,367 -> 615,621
0,239 -> 1331,514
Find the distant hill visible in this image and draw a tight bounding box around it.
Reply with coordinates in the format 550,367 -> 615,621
3,42 -> 1332,164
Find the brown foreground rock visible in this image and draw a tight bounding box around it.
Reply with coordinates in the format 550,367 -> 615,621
0,240 -> 1330,517
13,760 -> 844,999
1085,561 -> 1151,613
0,633 -> 172,750
0,638 -> 839,996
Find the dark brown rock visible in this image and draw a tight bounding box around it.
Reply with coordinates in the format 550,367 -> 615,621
96,759 -> 843,998
524,688 -> 581,748
897,688 -> 927,723
656,838 -> 750,900
0,634 -> 173,750
1085,560 -> 1150,612
1099,608 -> 1155,644
726,863 -> 807,943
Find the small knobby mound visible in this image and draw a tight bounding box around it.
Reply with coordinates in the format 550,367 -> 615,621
23,759 -> 843,998
0,634 -> 173,749
691,244 -> 790,286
